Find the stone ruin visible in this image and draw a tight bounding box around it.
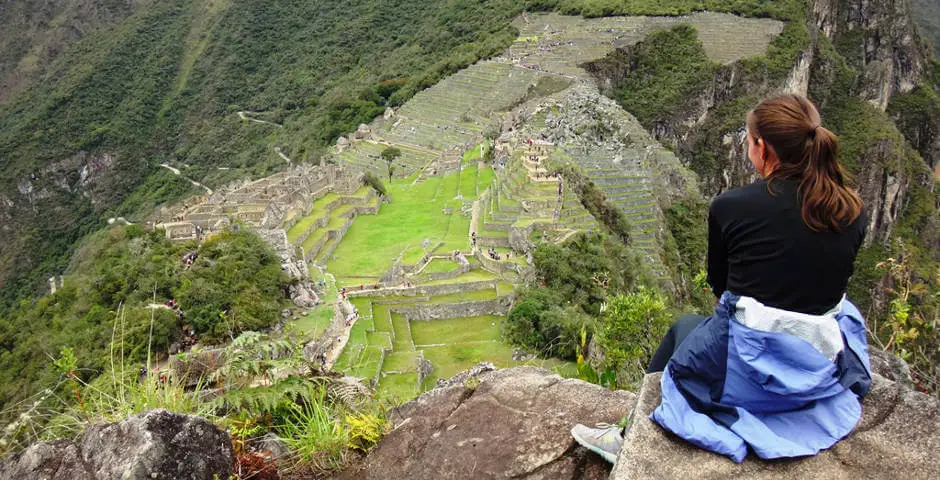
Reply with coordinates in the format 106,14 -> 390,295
155,163 -> 362,240
151,163 -> 366,308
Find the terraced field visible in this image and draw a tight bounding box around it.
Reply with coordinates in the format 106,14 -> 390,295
478,144 -> 598,249
297,11 -> 786,401
333,278 -> 575,400
565,146 -> 666,276
335,141 -> 438,179
509,12 -> 783,78
282,186 -> 380,262
326,165 -> 493,286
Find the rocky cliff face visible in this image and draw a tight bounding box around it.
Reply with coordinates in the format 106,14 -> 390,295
589,0 -> 937,249
814,0 -> 930,110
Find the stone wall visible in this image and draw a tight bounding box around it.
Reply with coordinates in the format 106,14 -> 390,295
476,235 -> 511,248
475,251 -> 525,277
316,216 -> 356,263
420,264 -> 471,282
393,297 -> 511,321
345,279 -> 498,299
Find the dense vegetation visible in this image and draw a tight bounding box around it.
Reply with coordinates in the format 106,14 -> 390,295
555,165 -> 633,242
0,225 -> 288,413
586,25 -> 719,127
910,0 -> 940,58
0,0 -> 546,315
505,232 -> 665,381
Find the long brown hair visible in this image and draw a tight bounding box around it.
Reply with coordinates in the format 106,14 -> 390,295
746,94 -> 863,232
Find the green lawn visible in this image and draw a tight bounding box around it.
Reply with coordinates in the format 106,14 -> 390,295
438,212 -> 470,253
478,165 -> 495,191
292,307 -> 334,339
496,281 -> 515,296
462,143 -> 484,164
326,172 -> 463,277
301,203 -> 356,254
410,315 -> 502,346
377,372 -> 419,402
348,320 -> 368,346
421,258 -> 461,274
354,346 -> 384,380
367,331 -> 391,349
391,313 -> 414,351
420,341 -> 515,384
285,187 -> 372,243
382,351 -> 419,372
458,165 -> 479,198
425,289 -> 497,304
286,209 -> 330,243
349,297 -> 372,317
422,269 -> 497,285
371,303 -> 393,333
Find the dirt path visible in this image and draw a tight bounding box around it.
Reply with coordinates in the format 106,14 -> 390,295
236,111 -> 282,127
160,163 -> 213,195
274,146 -> 292,164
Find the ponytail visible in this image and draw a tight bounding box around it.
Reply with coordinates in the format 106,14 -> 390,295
747,94 -> 863,232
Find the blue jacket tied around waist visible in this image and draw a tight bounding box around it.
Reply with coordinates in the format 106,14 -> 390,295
651,292 -> 872,463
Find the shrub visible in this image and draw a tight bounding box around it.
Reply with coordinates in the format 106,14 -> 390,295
362,171 -> 387,197
599,287 -> 671,384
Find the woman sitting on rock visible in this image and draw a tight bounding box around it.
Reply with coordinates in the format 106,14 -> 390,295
572,93 -> 871,464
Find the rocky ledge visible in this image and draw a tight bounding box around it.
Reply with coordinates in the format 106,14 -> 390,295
341,355 -> 939,480
0,410 -> 233,480
3,355 -> 937,480
335,364 -> 636,479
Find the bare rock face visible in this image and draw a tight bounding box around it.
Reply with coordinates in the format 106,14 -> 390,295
0,410 -> 234,480
335,365 -> 636,480
610,372 -> 940,480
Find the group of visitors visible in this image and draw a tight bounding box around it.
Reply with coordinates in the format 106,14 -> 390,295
486,248 -> 506,261
182,251 -> 199,267
344,309 -> 358,327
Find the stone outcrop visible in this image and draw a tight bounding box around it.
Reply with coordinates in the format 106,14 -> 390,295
336,350 -> 939,480
610,371 -> 940,479
0,410 -> 234,480
335,365 -> 636,479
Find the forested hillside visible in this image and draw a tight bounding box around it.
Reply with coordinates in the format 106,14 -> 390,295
1,1 -> 938,475
0,0 -> 537,312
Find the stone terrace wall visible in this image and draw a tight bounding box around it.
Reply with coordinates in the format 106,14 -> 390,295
392,297 -> 511,321
345,279 -> 498,299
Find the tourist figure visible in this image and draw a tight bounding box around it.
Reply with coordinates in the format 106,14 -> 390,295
571,94 -> 871,464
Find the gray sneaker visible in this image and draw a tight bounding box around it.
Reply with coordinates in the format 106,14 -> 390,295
570,423 -> 623,464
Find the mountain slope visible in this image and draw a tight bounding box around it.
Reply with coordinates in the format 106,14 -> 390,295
0,0 -> 533,312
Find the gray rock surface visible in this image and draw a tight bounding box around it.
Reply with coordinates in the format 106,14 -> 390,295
611,372 -> 940,480
0,410 -> 233,480
335,365 -> 636,480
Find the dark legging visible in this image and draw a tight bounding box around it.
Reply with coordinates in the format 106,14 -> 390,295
646,314 -> 707,373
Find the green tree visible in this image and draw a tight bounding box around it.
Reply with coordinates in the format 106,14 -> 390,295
380,147 -> 402,181
599,287 -> 671,384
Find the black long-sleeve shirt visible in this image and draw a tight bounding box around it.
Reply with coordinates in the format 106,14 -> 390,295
707,178 -> 866,315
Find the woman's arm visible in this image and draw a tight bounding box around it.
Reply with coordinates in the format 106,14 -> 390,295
706,209 -> 728,299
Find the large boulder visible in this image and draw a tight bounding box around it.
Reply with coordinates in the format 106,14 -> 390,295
335,365 -> 636,479
611,372 -> 940,479
0,410 -> 234,480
